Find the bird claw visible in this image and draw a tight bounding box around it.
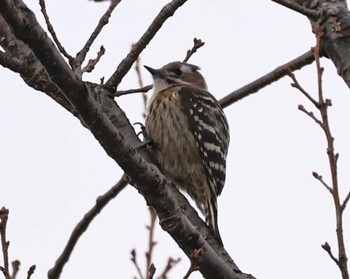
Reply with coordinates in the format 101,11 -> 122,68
133,122 -> 160,150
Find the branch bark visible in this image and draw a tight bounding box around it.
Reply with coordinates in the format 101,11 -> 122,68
275,0 -> 350,88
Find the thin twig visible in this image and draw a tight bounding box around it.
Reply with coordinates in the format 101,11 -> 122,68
38,0 -> 73,61
114,85 -> 153,97
271,0 -> 320,19
26,265 -> 36,279
81,45 -> 106,73
298,104 -> 323,127
285,68 -> 319,107
312,172 -> 333,194
322,242 -> 340,266
134,55 -> 149,118
145,208 -> 157,276
183,38 -> 205,63
341,190 -> 350,212
48,175 -> 129,279
75,0 -> 121,70
0,207 -> 10,276
11,260 -> 20,279
219,50 -> 315,108
183,248 -> 204,279
156,257 -> 181,279
105,0 -> 188,91
147,263 -> 156,279
131,249 -> 145,279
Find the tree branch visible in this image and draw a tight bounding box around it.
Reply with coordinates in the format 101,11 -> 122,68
294,0 -> 350,89
114,85 -> 153,97
183,38 -> 205,63
0,50 -> 23,72
105,0 -> 188,91
0,14 -> 75,116
11,260 -> 20,279
219,50 -> 315,108
272,0 -> 320,19
81,45 -> 106,73
75,0 -> 121,74
341,190 -> 350,212
131,249 -> 145,279
0,207 -> 10,278
48,176 -> 129,279
288,27 -> 349,279
322,242 -> 340,267
39,0 -> 74,61
312,171 -> 333,194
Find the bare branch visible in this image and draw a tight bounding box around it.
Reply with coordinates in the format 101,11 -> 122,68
285,68 -> 319,107
145,208 -> 157,276
0,266 -> 10,279
271,0 -> 320,19
75,0 -> 121,71
134,55 -> 149,118
26,265 -> 36,279
147,263 -> 156,279
295,0 -> 350,89
183,38 -> 205,63
0,50 -> 24,72
312,172 -> 333,194
290,25 -> 349,279
219,50 -> 315,108
298,104 -> 323,127
156,257 -> 181,279
0,15 -> 75,115
81,45 -> 106,73
105,0 -> 188,91
322,242 -> 340,266
114,85 -> 153,97
131,249 -> 145,279
0,207 -> 10,276
341,190 -> 350,212
183,248 -> 204,279
39,0 -> 73,61
11,260 -> 20,279
48,176 -> 129,279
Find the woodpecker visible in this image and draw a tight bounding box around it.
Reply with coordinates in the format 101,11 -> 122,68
144,61 -> 229,245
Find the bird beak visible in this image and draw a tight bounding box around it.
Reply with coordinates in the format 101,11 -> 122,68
144,65 -> 163,78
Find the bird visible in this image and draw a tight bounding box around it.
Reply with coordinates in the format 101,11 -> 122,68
144,61 -> 229,245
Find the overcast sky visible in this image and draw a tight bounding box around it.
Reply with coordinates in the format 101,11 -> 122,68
1,0 -> 350,278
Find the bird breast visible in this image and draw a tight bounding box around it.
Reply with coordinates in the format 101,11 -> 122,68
145,86 -> 205,184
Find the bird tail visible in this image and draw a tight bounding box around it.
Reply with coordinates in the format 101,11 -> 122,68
205,196 -> 223,246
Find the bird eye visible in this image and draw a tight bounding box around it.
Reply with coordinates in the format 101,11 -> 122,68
173,69 -> 183,76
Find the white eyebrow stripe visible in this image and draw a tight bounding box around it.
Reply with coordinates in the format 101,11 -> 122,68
180,64 -> 192,73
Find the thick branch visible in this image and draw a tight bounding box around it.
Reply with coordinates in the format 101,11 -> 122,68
272,0 -> 320,19
0,50 -> 23,72
0,14 -> 75,115
295,0 -> 350,88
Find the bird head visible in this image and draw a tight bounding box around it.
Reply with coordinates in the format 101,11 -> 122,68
144,61 -> 207,93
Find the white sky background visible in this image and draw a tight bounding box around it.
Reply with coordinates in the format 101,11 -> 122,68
1,0 -> 350,278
